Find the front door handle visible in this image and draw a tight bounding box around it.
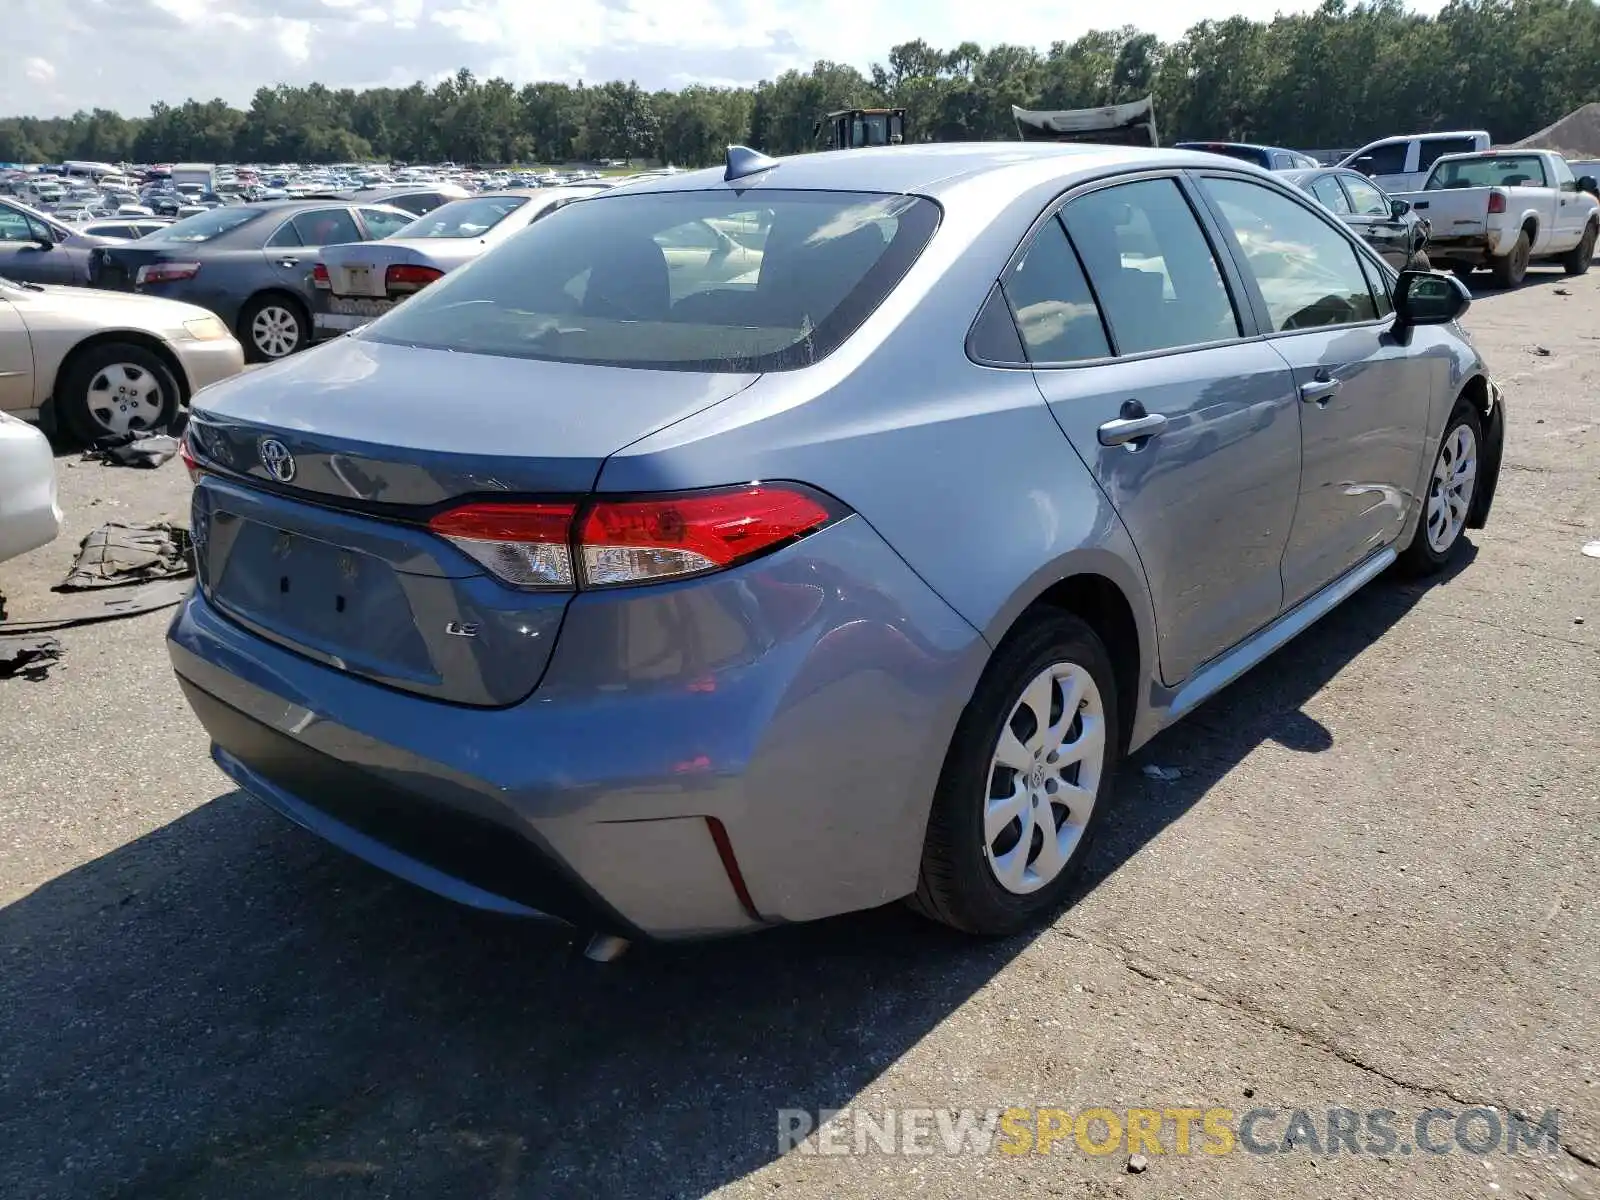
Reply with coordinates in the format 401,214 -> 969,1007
1097,407 -> 1169,447
1300,378 -> 1342,405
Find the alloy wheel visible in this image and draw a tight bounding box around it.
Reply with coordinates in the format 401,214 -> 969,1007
251,305 -> 302,358
983,661 -> 1107,895
86,363 -> 166,436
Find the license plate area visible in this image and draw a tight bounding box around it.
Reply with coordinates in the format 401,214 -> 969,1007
211,517 -> 434,681
334,265 -> 385,298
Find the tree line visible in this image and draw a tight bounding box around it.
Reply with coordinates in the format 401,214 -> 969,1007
3,0 -> 1598,168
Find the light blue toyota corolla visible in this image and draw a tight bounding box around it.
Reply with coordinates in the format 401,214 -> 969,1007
170,143 -> 1503,946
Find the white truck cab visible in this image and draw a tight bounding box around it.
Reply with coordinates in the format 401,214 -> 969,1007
1340,130 -> 1491,192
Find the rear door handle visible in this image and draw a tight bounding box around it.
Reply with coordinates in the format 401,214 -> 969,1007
276,258 -> 300,268
1097,411 -> 1169,447
1300,378 -> 1342,405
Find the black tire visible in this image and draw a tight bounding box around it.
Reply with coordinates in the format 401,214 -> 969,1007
908,610 -> 1122,936
1489,231 -> 1530,288
238,293 -> 310,363
1404,250 -> 1432,271
1397,399 -> 1484,576
1449,262 -> 1475,280
1561,221 -> 1596,275
57,341 -> 181,445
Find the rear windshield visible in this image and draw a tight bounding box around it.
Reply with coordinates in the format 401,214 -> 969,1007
362,189 -> 941,372
399,195 -> 530,238
1426,155 -> 1549,189
150,206 -> 263,242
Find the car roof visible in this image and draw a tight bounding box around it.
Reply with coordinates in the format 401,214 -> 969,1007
602,142 -> 1266,200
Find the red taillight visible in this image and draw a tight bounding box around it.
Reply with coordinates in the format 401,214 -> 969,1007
136,261 -> 200,285
312,262 -> 330,289
385,264 -> 443,294
579,486 -> 833,586
427,502 -> 577,588
424,485 -> 838,590
1487,190 -> 1507,214
178,436 -> 203,483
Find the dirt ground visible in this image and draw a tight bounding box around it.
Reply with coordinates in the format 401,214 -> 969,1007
0,260 -> 1595,1200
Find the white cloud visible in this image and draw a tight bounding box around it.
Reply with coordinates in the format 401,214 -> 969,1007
23,57 -> 57,85
2,0 -> 1450,117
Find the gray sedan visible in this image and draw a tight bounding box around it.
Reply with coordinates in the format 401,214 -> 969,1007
0,196 -> 120,285
87,200 -> 415,362
313,186 -> 606,337
172,144 -> 1503,943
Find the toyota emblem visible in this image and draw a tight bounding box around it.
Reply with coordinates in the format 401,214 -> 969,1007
259,437 -> 296,483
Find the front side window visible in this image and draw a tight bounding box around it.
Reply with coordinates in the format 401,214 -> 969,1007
1352,140 -> 1409,176
1000,216 -> 1109,363
1060,177 -> 1241,354
1202,176 -> 1378,332
0,205 -> 35,243
363,189 -> 940,372
1310,176 -> 1352,214
1340,174 -> 1391,216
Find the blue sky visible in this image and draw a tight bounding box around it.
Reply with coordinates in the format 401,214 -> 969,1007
8,0 -> 1449,118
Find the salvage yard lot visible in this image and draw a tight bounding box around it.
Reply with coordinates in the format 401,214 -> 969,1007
0,269 -> 1596,1200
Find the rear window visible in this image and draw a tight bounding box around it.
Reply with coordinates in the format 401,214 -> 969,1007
1179,144 -> 1271,169
362,189 -> 941,372
151,206 -> 263,243
1426,155 -> 1550,190
399,195 -> 530,238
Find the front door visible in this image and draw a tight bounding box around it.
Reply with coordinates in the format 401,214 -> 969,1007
0,202 -> 72,285
1339,173 -> 1411,267
1196,174 -> 1432,608
0,298 -> 37,415
1014,175 -> 1303,684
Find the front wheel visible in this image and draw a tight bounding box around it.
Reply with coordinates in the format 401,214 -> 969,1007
908,610 -> 1121,936
239,295 -> 309,363
1562,222 -> 1596,275
1398,400 -> 1483,576
57,342 -> 181,444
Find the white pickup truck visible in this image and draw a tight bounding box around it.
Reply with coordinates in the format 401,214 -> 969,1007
1392,149 -> 1599,286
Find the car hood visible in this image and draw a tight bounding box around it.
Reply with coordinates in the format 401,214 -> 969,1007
4,281 -> 216,331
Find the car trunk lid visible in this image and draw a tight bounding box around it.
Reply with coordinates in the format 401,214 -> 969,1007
319,240 -> 475,299
186,336 -> 760,706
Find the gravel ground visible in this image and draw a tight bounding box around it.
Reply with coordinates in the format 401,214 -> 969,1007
0,264 -> 1596,1200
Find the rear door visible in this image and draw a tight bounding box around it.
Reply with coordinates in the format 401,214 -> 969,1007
266,207 -> 361,295
1339,172 -> 1410,266
1195,173 -> 1431,608
1015,173 -> 1302,683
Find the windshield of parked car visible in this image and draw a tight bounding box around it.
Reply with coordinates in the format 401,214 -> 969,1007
362,189 -> 941,372
1426,155 -> 1550,190
148,206 -> 264,242
397,195 -> 530,238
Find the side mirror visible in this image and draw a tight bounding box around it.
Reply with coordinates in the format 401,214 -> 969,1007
1395,269 -> 1470,327
1579,175 -> 1598,197
1390,198 -> 1411,218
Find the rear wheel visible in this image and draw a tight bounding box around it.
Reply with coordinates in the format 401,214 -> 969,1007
1561,221 -> 1596,275
909,610 -> 1121,936
1398,400 -> 1482,576
57,341 -> 181,444
1490,231 -> 1530,288
239,295 -> 309,362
